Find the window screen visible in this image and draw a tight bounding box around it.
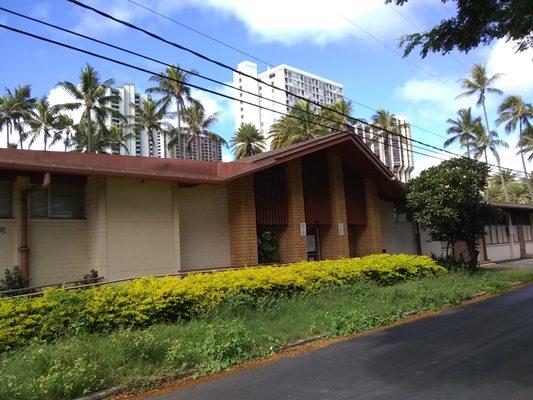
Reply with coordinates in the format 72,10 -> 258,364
30,183 -> 85,219
0,181 -> 13,218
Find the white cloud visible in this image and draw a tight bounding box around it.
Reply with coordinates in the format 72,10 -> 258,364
486,39 -> 533,96
30,2 -> 51,19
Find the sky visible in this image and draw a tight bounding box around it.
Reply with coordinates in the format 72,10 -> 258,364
0,0 -> 532,175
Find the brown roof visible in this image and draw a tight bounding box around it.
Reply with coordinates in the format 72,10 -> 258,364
0,131 -> 405,198
489,201 -> 533,211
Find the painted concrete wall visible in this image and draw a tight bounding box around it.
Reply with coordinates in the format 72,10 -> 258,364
177,184 -> 231,270
378,199 -> 418,255
526,242 -> 533,254
105,178 -> 179,280
419,229 -> 445,258
0,178 -> 23,277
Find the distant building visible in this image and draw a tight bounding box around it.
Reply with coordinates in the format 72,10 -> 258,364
233,61 -> 344,135
354,116 -> 414,182
105,84 -> 222,161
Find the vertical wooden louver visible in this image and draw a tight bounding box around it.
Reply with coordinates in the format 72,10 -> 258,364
302,153 -> 332,225
254,165 -> 288,225
344,167 -> 367,225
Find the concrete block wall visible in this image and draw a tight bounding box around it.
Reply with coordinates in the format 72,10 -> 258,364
228,175 -> 258,266
352,179 -> 384,256
277,160 -> 307,263
320,154 -> 350,259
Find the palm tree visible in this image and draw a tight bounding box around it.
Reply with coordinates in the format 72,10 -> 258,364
104,125 -> 134,155
269,100 -> 326,149
25,96 -> 65,151
146,65 -> 193,158
52,115 -> 75,151
319,99 -> 354,132
518,125 -> 533,162
178,100 -> 226,160
230,123 -> 266,159
131,98 -> 168,157
71,119 -> 105,153
57,64 -> 123,153
486,183 -> 505,202
444,108 -> 480,157
0,85 -> 35,149
489,169 -> 518,188
497,95 -> 533,198
507,181 -> 530,203
371,109 -> 400,165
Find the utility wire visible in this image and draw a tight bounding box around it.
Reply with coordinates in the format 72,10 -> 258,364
125,0 -> 271,67
117,0 -> 451,142
0,5 -> 446,159
1,15 -> 523,176
0,23 -> 451,166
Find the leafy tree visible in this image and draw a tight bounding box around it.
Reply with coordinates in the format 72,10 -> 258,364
71,119 -> 106,153
407,157 -> 491,270
177,100 -> 226,160
445,108 -> 480,157
518,124 -> 533,162
52,115 -> 75,151
319,99 -> 354,132
146,65 -> 193,158
470,123 -> 508,168
269,100 -> 326,149
387,0 -> 533,57
131,98 -> 168,157
457,64 -> 507,199
497,95 -> 533,198
58,64 -> 123,153
25,96 -> 64,151
230,123 -> 266,159
486,183 -> 504,201
0,85 -> 35,149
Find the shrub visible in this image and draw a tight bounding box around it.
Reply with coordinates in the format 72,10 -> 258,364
0,266 -> 30,292
0,254 -> 444,352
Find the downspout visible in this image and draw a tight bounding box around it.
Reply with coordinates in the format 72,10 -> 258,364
19,172 -> 51,280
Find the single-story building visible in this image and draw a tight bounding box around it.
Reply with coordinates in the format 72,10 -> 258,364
0,132 -> 421,286
0,131 -> 531,287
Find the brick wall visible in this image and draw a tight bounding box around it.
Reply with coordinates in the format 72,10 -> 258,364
228,175 -> 258,266
352,179 -> 384,256
277,160 -> 307,263
320,154 -> 350,259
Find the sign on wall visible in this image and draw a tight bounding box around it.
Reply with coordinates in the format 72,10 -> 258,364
0,226 -> 7,235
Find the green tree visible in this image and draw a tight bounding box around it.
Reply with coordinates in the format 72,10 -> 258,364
445,108 -> 480,157
319,99 -> 354,132
407,157 -> 491,270
387,0 -> 533,57
58,64 -> 123,153
0,85 -> 35,149
104,125 -> 134,155
131,98 -> 168,158
71,119 -> 105,153
52,115 -> 75,151
146,65 -> 193,158
457,64 -> 507,199
518,125 -> 533,162
470,123 -> 508,168
497,95 -> 533,198
25,96 -> 64,151
178,100 -> 225,160
269,100 -> 326,150
230,123 -> 266,159
486,183 -> 505,202
506,181 -> 530,203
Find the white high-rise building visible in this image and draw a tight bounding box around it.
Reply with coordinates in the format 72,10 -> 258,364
233,61 -> 344,135
354,116 -> 415,182
105,84 -> 161,158
104,84 -> 222,161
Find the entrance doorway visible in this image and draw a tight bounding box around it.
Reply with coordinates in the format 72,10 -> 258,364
306,226 -> 320,261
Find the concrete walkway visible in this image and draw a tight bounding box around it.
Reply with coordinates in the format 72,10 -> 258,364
149,285 -> 533,400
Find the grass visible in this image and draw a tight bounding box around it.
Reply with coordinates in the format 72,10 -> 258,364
0,268 -> 531,400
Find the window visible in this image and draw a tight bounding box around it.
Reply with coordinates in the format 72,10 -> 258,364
30,182 -> 85,219
269,73 -> 275,79
393,202 -> 411,222
0,180 -> 13,218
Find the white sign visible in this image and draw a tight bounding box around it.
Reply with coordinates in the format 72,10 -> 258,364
338,223 -> 345,236
299,222 -> 307,237
0,226 -> 7,235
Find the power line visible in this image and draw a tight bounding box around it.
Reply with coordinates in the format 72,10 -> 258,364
339,14 -> 458,93
0,5 -> 447,160
0,23 -> 451,166
125,0 -> 271,67
66,0 -> 461,149
386,3 -> 467,68
2,8 -> 524,177
119,0 -> 452,142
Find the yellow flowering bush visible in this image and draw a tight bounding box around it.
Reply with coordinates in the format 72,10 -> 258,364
0,254 -> 444,351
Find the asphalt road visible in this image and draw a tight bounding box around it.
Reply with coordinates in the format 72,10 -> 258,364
151,285 -> 533,400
